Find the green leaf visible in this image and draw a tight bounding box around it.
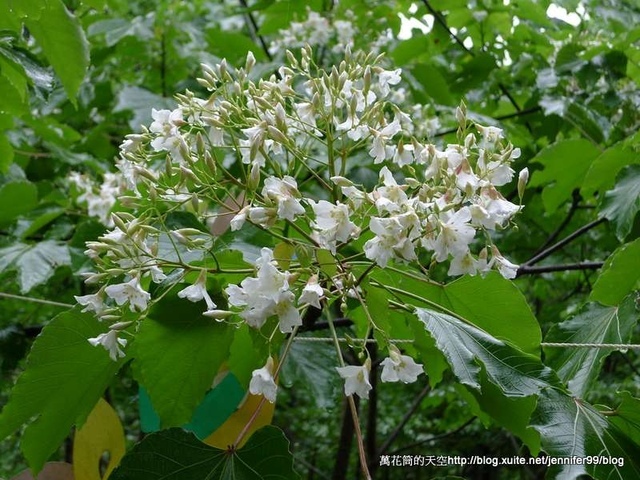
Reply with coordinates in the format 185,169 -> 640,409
205,28 -> 265,63
415,308 -> 554,397
132,292 -> 235,427
544,295 -> 639,398
409,63 -> 455,106
227,323 -> 269,389
532,388 -> 640,479
0,241 -> 71,293
600,165 -> 640,241
109,426 -> 300,480
23,0 -> 89,100
529,138 -> 601,214
0,309 -> 123,474
371,270 -> 541,354
610,392 -> 640,446
582,135 -> 640,197
0,180 -> 38,226
0,133 -> 13,172
590,239 -> 640,306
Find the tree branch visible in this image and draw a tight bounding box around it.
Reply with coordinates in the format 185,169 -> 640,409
523,217 -> 607,267
516,261 -> 604,277
533,191 -> 580,256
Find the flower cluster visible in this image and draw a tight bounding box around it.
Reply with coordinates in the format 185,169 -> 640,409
77,47 -> 526,402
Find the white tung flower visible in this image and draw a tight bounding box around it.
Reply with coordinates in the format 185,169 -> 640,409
177,271 -> 217,311
298,275 -> 324,309
310,200 -> 360,253
336,361 -> 372,399
262,176 -> 305,221
424,207 -> 476,262
377,68 -> 402,97
104,277 -> 151,312
368,119 -> 401,164
88,330 -> 127,361
249,356 -> 278,403
226,248 -> 301,332
380,348 -> 423,383
75,292 -> 105,315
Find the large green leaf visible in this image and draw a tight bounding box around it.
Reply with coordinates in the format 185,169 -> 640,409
372,270 -> 541,354
109,426 -> 299,480
544,295 -> 639,398
0,133 -> 13,172
0,309 -> 123,474
132,292 -> 235,427
532,388 -> 640,480
582,134 -> 640,196
590,239 -> 640,306
600,165 -> 640,241
22,0 -> 89,100
529,139 -> 601,214
0,180 -> 38,226
414,308 -> 554,397
0,241 -> 71,293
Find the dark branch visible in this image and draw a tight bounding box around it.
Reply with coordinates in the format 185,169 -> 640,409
516,261 -> 604,277
533,191 -> 580,256
523,217 -> 607,267
434,106 -> 541,138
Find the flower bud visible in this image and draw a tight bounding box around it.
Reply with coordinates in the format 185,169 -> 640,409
517,167 -> 529,201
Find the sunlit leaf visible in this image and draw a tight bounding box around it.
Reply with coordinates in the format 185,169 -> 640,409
73,398 -> 126,480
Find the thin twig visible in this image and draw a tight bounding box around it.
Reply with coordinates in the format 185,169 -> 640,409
516,261 -> 604,276
0,292 -> 74,308
523,217 -> 607,266
533,192 -> 580,255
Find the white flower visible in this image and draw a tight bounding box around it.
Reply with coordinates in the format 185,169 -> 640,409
448,252 -> 480,276
336,362 -> 372,399
75,292 -> 105,315
478,125 -> 503,149
249,356 -> 278,403
380,348 -> 423,383
424,207 -> 476,262
298,275 -> 324,308
368,119 -> 401,164
310,200 -> 359,253
177,271 -> 217,311
374,167 -> 409,214
377,68 -> 402,97
491,248 -> 519,279
364,213 -> 420,267
226,248 -> 301,332
104,277 -> 151,312
262,176 -> 305,221
88,330 -> 127,361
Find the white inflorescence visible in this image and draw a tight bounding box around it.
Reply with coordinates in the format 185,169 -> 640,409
77,47 -> 526,399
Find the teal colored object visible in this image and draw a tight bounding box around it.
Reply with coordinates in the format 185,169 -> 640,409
139,372 -> 246,439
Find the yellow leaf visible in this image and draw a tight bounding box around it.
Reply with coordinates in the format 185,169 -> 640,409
203,393 -> 275,449
72,398 -> 125,480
